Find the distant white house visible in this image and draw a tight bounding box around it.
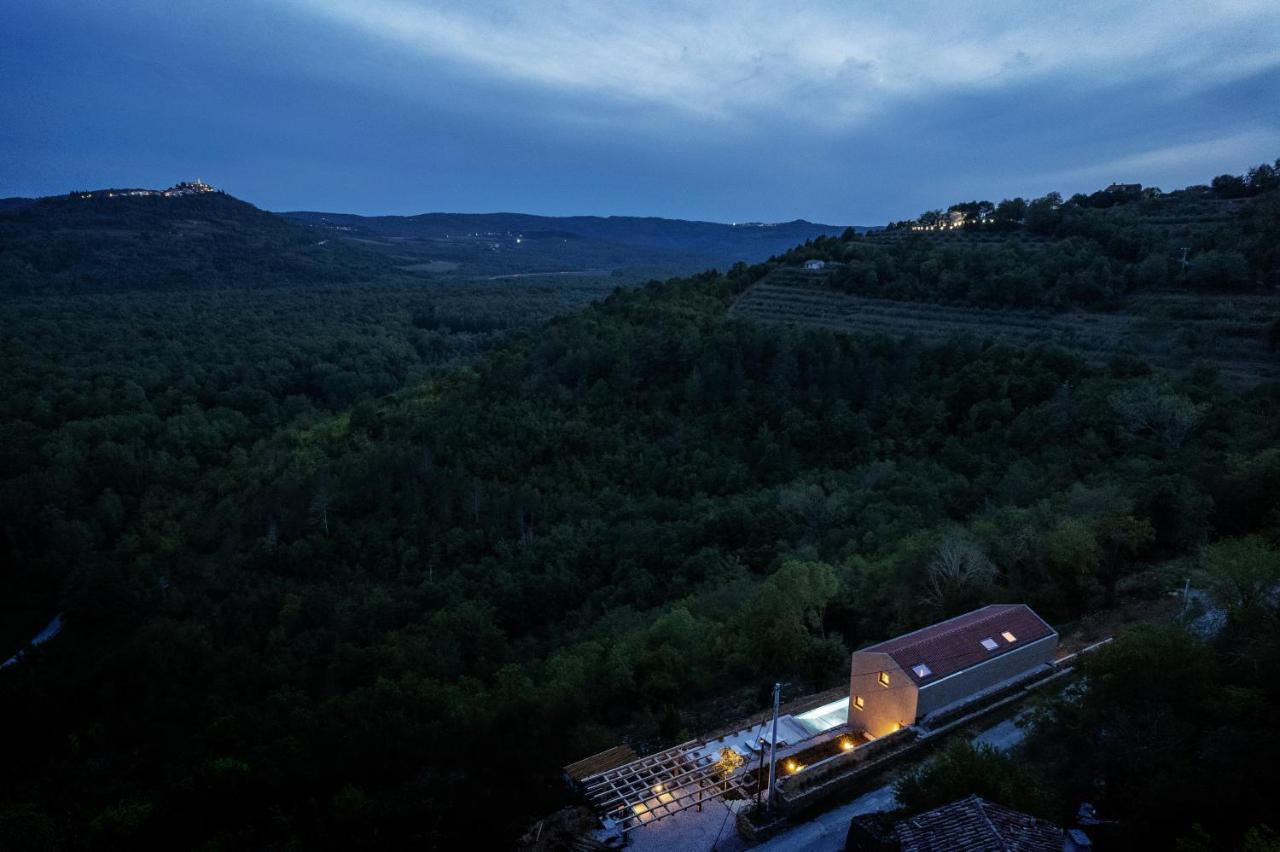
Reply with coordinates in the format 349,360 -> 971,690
803,259 -> 825,270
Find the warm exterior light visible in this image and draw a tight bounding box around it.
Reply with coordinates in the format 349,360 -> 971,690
652,783 -> 663,794
716,747 -> 745,775
840,738 -> 855,751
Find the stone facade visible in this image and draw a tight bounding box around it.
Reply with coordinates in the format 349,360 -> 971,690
848,606 -> 1058,736
849,651 -> 917,738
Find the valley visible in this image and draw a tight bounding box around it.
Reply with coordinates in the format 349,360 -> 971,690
1,163 -> 1278,850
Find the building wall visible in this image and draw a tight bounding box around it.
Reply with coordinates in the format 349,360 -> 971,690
848,651 -> 916,738
915,632 -> 1058,718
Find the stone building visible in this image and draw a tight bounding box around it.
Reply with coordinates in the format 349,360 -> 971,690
849,604 -> 1057,737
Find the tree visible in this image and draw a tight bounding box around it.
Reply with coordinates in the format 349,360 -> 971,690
1024,195 -> 1061,234
924,534 -> 995,616
1246,162 -> 1279,194
1108,383 -> 1203,448
1044,518 -> 1101,610
1185,249 -> 1251,290
994,197 -> 1027,225
743,560 -> 842,679
894,740 -> 1053,817
1096,513 -> 1155,607
1212,173 -> 1250,199
1202,536 -> 1280,624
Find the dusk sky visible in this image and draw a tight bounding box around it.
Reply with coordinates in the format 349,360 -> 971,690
2,1 -> 1278,224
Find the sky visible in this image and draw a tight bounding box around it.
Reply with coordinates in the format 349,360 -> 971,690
1,1 -> 1278,224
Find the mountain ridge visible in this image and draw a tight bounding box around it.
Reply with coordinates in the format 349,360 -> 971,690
282,208 -> 862,278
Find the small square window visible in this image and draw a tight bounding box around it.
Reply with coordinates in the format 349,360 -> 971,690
980,637 -> 999,651
853,695 -> 864,710
1002,631 -> 1017,643
877,671 -> 890,687
912,663 -> 932,678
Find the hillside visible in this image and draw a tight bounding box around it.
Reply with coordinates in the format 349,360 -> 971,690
282,209 -> 856,278
731,273 -> 1280,388
1,164 -> 1279,850
0,188 -> 395,292
730,173 -> 1280,387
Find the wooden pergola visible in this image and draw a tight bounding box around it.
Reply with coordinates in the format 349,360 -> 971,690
580,741 -> 756,833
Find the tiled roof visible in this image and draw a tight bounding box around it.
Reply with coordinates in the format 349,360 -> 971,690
860,604 -> 1055,686
896,795 -> 1064,851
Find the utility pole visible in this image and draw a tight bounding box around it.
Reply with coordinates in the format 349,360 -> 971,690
755,737 -> 767,808
1181,578 -> 1191,620
1179,247 -> 1191,272
766,682 -> 781,812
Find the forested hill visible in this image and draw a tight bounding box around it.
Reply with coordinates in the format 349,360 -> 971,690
0,191 -> 395,292
767,166 -> 1280,310
2,163 -> 1279,849
282,209 -> 856,276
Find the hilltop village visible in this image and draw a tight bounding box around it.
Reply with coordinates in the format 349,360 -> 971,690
70,180 -> 219,201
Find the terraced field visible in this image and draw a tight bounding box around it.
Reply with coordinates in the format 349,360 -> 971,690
863,231 -> 1055,250
730,279 -> 1280,388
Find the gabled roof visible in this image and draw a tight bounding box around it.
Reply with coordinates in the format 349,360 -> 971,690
859,604 -> 1055,686
896,795 -> 1064,851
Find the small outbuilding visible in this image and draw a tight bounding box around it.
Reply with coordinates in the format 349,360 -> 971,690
803,259 -> 826,270
845,794 -> 1076,852
849,604 -> 1057,737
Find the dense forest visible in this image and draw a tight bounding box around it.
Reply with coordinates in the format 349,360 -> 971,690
1,163 -> 1279,849
0,278 -> 618,655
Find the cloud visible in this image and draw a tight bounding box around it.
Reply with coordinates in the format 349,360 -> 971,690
281,0 -> 1280,127
2,0 -> 1276,220
1035,129 -> 1280,189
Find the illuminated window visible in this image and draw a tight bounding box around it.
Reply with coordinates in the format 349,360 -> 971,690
912,663 -> 932,678
1002,631 -> 1017,643
853,695 -> 865,710
980,637 -> 999,651
877,671 -> 890,687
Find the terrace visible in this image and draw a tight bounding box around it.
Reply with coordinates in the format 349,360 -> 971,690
573,694 -> 866,838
